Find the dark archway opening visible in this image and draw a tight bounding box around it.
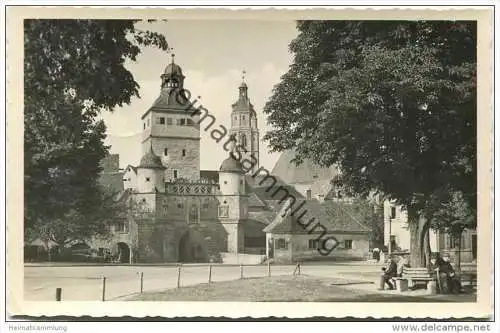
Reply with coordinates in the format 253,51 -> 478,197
178,231 -> 208,263
116,242 -> 130,263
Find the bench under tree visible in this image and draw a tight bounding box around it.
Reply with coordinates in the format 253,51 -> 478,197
393,265 -> 477,292
393,267 -> 434,291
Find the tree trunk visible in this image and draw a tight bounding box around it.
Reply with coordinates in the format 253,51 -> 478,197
408,206 -> 427,267
422,227 -> 431,267
454,231 -> 462,273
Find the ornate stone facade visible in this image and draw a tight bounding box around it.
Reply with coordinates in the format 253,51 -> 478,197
95,58 -> 259,263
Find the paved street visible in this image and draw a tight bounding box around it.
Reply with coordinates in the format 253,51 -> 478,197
24,262 -> 385,301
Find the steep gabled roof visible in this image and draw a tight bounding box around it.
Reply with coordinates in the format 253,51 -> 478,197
248,210 -> 274,225
248,192 -> 266,208
264,199 -> 372,235
271,149 -> 339,185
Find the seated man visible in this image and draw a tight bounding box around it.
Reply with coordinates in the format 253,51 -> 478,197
439,253 -> 462,294
379,255 -> 398,290
397,255 -> 410,277
428,253 -> 444,292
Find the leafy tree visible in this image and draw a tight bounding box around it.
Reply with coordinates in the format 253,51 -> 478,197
426,189 -> 476,270
264,21 -> 476,267
24,20 -> 168,250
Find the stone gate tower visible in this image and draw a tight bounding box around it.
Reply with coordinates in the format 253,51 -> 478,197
141,55 -> 201,181
229,73 -> 260,174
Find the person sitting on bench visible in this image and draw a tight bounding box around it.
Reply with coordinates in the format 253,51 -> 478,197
439,253 -> 462,294
397,255 -> 410,277
379,254 -> 398,290
428,252 -> 442,274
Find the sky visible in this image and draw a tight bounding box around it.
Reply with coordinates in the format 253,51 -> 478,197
99,20 -> 299,171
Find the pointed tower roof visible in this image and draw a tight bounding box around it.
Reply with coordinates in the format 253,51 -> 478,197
142,54 -> 194,118
163,52 -> 184,77
232,70 -> 255,113
138,143 -> 165,169
220,148 -> 244,174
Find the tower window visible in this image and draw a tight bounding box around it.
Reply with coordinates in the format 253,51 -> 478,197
145,177 -> 150,182
182,149 -> 186,157
391,207 -> 397,219
173,170 -> 178,179
189,204 -> 198,224
164,148 -> 168,156
218,205 -> 229,218
167,118 -> 173,125
241,134 -> 247,147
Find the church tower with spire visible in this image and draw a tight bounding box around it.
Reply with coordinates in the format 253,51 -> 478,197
229,72 -> 260,174
141,53 -> 201,181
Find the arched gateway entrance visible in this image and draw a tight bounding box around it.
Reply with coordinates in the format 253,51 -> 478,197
178,230 -> 208,263
115,242 -> 130,263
